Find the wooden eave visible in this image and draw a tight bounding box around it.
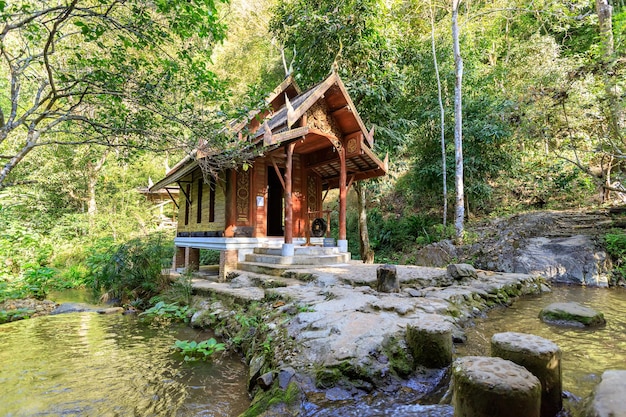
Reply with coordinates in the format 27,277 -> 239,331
149,159 -> 199,192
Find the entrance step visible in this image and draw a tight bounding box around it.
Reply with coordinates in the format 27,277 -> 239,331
244,252 -> 350,266
253,246 -> 342,256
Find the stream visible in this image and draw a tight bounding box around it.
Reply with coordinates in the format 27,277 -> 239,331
1,286 -> 624,416
0,292 -> 250,417
456,285 -> 626,403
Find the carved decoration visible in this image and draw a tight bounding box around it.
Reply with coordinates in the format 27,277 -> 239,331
236,170 -> 250,223
307,174 -> 318,213
307,101 -> 343,143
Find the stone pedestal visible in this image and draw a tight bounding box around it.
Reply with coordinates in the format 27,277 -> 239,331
186,247 -> 200,272
491,332 -> 562,417
174,246 -> 185,270
406,315 -> 453,368
219,249 -> 239,281
281,243 -> 295,257
377,264 -> 399,293
452,356 -> 541,417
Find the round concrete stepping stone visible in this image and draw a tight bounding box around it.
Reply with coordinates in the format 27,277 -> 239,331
539,302 -> 605,327
491,332 -> 562,417
588,370 -> 626,417
452,356 -> 541,417
406,315 -> 453,368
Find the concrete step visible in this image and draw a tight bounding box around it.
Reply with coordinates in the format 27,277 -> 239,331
244,252 -> 350,265
253,246 -> 341,256
237,262 -> 314,277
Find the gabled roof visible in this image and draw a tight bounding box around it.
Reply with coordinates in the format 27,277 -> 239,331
150,72 -> 387,191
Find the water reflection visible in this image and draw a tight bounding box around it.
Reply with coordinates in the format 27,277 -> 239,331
456,285 -> 626,399
0,313 -> 250,417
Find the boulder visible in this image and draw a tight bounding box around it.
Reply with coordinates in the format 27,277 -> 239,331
539,302 -> 606,327
499,235 -> 610,287
414,240 -> 458,267
447,264 -> 478,280
376,264 -> 399,293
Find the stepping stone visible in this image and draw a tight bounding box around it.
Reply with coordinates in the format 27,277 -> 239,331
406,315 -> 453,368
452,356 -> 541,417
589,370 -> 626,417
539,302 -> 605,327
491,332 -> 562,417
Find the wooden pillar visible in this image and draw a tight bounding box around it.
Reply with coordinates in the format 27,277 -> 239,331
284,143 -> 295,244
339,146 -> 347,242
224,169 -> 236,237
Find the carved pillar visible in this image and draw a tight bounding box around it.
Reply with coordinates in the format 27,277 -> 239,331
283,143 -> 296,256
338,146 -> 348,252
224,169 -> 236,237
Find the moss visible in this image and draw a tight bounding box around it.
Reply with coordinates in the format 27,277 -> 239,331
382,335 -> 413,378
315,367 -> 343,388
240,382 -> 302,417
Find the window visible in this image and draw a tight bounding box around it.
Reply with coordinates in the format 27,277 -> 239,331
209,176 -> 216,223
197,179 -> 203,223
184,184 -> 191,225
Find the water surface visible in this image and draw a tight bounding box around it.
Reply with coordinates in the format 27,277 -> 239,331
456,285 -> 626,399
0,312 -> 250,417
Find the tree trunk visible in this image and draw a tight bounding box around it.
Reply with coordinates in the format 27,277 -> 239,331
430,0 -> 447,227
596,0 -> 620,133
86,152 -> 108,227
0,131 -> 39,188
355,182 -> 374,263
452,0 -> 465,243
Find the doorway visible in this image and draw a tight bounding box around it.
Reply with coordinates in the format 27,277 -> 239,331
267,167 -> 284,236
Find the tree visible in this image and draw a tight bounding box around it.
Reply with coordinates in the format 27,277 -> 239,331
452,0 -> 464,241
429,0 -> 447,227
0,0 -> 229,189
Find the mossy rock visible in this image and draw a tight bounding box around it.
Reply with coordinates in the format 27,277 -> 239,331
539,302 -> 606,327
240,381 -> 302,417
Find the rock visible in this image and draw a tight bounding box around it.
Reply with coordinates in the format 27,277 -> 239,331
257,371 -> 274,390
278,367 -> 296,389
588,370 -> 626,417
50,303 -> 99,315
513,236 -> 610,286
491,332 -> 562,417
376,264 -> 399,293
414,240 -> 458,267
404,288 -> 423,297
249,355 -> 265,389
406,315 -> 453,368
452,356 -> 541,417
539,302 -> 606,327
447,263 -> 478,280
97,307 -> 124,314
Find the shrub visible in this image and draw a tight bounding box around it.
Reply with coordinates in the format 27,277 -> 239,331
605,230 -> 626,285
173,338 -> 225,362
89,233 -> 174,307
139,301 -> 190,324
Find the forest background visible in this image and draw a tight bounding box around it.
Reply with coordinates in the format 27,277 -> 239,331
1,0 -> 624,306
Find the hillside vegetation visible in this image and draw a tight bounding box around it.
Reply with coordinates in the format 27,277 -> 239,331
1,0 -> 625,302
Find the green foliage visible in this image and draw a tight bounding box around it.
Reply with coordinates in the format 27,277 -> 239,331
200,249 -> 221,265
173,338 -> 225,362
140,301 -> 190,324
605,229 -> 626,285
0,308 -> 35,324
89,233 -> 174,307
